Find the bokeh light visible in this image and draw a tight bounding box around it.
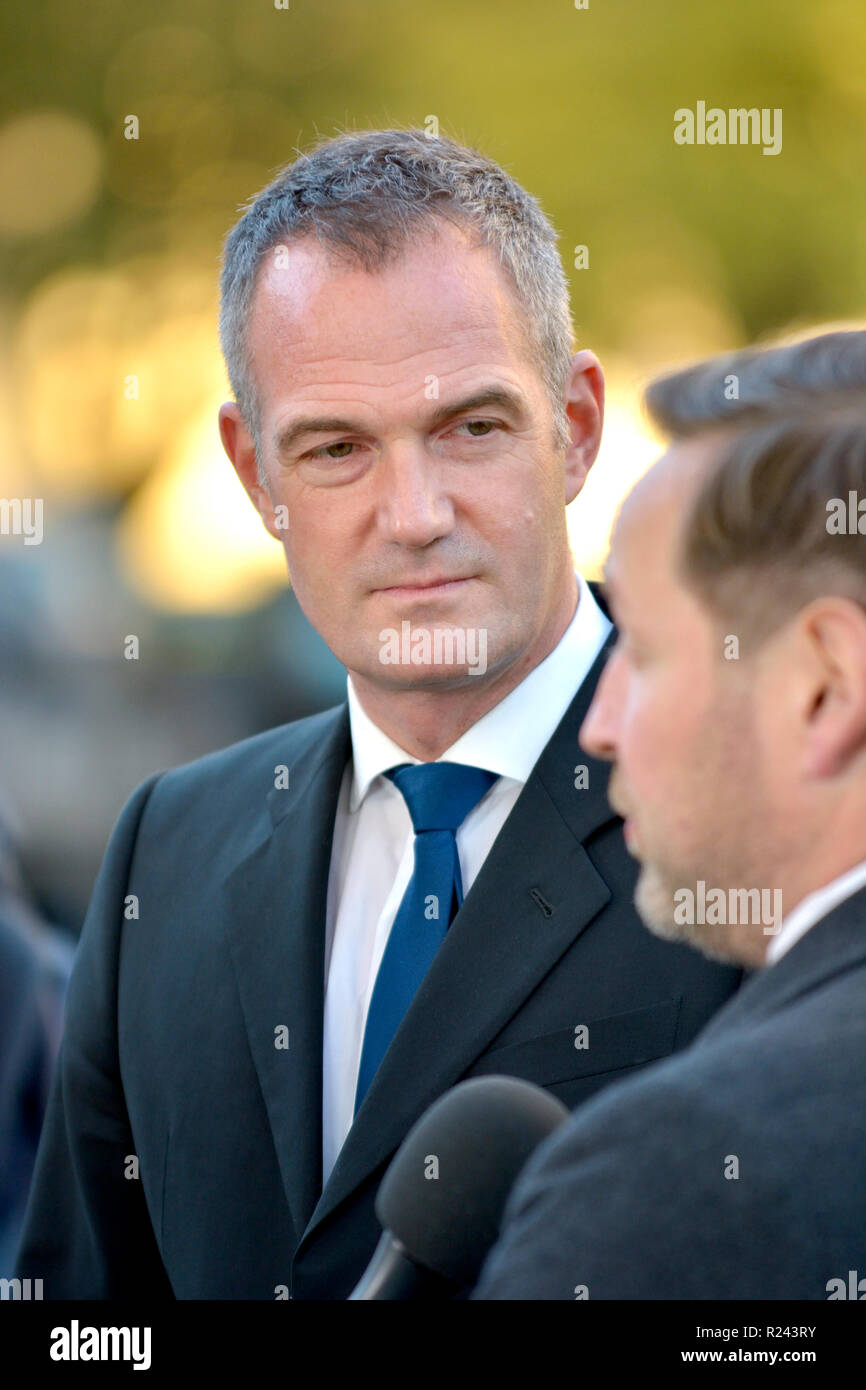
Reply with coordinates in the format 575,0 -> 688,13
0,111 -> 103,237
568,370 -> 663,580
12,260 -> 225,498
116,398 -> 286,613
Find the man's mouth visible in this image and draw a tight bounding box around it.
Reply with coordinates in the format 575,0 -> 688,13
608,794 -> 629,821
376,575 -> 475,598
608,790 -> 640,853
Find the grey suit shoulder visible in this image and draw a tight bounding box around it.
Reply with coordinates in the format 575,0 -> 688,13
475,892 -> 866,1300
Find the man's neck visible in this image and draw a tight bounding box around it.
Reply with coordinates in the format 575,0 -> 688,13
755,824 -> 866,966
349,575 -> 580,760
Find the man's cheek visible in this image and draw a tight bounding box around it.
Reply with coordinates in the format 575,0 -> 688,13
624,727 -> 667,811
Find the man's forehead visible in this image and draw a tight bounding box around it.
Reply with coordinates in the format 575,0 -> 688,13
250,221 -> 515,330
624,434 -> 728,527
607,437 -> 723,592
246,223 -> 540,411
608,455 -> 682,564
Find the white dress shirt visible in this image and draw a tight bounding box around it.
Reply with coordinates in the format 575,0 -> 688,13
321,572 -> 612,1182
764,858 -> 866,966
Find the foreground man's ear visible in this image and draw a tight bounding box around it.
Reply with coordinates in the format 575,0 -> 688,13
799,598 -> 866,779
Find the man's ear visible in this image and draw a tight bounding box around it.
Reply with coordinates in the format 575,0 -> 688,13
218,402 -> 283,541
562,349 -> 605,504
800,598 -> 866,779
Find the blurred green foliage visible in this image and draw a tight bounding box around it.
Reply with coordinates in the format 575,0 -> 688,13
0,0 -> 863,353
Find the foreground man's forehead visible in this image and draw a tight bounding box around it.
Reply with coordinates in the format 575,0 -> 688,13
615,433 -> 732,552
604,437 -> 726,614
640,435 -> 723,505
607,454 -> 684,571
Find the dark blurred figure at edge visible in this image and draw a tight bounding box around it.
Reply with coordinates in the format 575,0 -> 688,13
0,804 -> 73,1278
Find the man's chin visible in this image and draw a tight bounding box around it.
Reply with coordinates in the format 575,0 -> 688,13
363,662 -> 490,692
633,864 -> 744,967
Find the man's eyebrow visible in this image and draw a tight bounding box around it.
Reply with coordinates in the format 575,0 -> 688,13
272,384 -> 529,456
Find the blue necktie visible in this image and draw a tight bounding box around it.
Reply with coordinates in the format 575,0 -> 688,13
353,762 -> 498,1115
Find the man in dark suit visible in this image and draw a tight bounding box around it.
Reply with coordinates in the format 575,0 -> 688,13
13,129 -> 738,1300
475,329 -> 866,1299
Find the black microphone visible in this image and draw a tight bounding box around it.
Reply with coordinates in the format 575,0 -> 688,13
349,1075 -> 569,1299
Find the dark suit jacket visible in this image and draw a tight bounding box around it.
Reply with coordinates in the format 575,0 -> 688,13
14,630 -> 740,1299
0,914 -> 70,1277
474,882 -> 866,1300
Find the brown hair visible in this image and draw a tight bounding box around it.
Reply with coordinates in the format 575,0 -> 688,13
644,330 -> 866,646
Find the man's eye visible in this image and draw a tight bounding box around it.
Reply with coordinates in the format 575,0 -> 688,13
455,419 -> 498,438
311,441 -> 355,459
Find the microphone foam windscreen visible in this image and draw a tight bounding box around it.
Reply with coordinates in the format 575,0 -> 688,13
375,1075 -> 569,1286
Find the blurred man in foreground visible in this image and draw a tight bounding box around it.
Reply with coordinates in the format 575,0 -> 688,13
475,328 -> 866,1299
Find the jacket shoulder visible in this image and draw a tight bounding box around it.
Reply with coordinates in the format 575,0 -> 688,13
549,973 -> 866,1157
475,968 -> 866,1298
144,702 -> 347,806
102,703 -> 348,873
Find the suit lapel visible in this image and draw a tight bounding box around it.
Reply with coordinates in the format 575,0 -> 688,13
302,631 -> 621,1241
222,705 -> 350,1241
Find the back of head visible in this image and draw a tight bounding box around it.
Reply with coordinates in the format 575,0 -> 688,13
645,327 -> 866,437
645,328 -> 866,648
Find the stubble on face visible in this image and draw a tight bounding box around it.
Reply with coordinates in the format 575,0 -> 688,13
620,679 -> 763,957
601,447 -> 787,967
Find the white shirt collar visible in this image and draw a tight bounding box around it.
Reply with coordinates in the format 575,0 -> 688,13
346,572 -> 612,811
765,858 -> 866,966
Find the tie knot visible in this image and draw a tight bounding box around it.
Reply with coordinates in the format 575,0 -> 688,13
386,762 -> 498,834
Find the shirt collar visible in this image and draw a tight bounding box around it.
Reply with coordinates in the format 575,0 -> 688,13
346,572 -> 612,812
764,857 -> 866,966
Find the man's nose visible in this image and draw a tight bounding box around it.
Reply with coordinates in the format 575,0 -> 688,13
374,442 -> 455,547
579,644 -> 625,761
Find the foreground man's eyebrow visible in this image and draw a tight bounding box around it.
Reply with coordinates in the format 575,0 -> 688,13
272,384 -> 530,456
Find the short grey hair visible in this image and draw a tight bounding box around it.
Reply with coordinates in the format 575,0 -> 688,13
218,127 -> 576,484
644,329 -> 866,649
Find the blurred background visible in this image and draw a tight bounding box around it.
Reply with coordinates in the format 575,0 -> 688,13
1,0 -> 865,932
